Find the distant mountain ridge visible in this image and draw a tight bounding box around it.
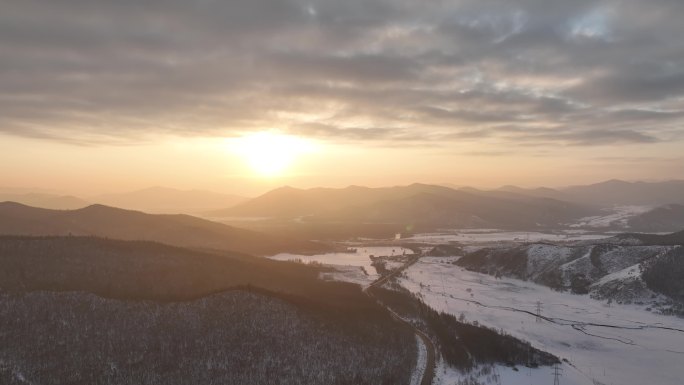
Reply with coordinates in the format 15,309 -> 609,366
457,179 -> 684,207
6,179 -> 684,230
211,184 -> 427,218
0,202 -> 326,256
0,186 -> 249,214
93,186 -> 247,214
212,183 -> 595,230
561,179 -> 684,206
0,192 -> 89,210
494,185 -> 570,201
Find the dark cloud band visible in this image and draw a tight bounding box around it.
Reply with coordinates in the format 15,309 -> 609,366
1,0 -> 683,147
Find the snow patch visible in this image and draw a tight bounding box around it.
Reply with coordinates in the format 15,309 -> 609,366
571,205 -> 652,229
269,246 -> 412,279
409,335 -> 427,385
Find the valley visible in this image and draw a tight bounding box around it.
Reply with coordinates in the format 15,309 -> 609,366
2,180 -> 684,384
273,228 -> 684,385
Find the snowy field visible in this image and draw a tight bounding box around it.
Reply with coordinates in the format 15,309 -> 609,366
269,246 -> 412,279
273,230 -> 683,385
433,360 -> 586,385
398,257 -> 684,385
570,206 -> 652,229
403,230 -> 609,244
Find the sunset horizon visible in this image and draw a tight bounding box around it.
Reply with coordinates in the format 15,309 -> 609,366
3,1 -> 684,197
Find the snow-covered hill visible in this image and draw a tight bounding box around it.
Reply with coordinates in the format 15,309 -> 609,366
457,238 -> 684,315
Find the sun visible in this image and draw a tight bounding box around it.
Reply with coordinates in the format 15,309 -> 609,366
231,131 -> 314,177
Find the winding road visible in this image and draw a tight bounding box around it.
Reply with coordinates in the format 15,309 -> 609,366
364,255 -> 437,385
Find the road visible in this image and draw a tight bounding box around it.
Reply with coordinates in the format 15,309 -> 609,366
364,255 -> 436,385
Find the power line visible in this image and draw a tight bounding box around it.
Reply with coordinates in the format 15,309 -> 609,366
536,301 -> 543,323
439,270 -> 448,307
552,363 -> 563,385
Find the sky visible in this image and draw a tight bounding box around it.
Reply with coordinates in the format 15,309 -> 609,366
1,0 -> 684,196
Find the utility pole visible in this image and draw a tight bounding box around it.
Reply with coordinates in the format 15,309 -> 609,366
536,301 -> 543,323
439,271 -> 448,307
552,363 -> 563,385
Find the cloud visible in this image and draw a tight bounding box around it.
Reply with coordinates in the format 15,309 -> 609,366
550,129 -> 660,146
0,0 -> 683,148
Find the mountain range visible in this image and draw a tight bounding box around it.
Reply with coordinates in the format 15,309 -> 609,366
210,183 -> 596,230
0,202 -> 326,256
4,179 -> 684,232
206,179 -> 684,232
0,187 -> 247,214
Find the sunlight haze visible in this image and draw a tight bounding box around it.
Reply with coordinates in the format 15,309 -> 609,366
1,0 -> 683,196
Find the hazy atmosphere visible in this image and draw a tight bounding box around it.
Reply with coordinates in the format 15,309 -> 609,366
2,2 -> 684,385
3,0 -> 684,195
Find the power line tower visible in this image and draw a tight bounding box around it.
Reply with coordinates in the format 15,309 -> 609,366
439,271 -> 448,307
552,363 -> 563,385
536,301 -> 543,323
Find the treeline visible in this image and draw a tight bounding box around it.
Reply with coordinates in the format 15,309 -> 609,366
642,246 -> 684,311
616,230 -> 684,246
369,285 -> 559,371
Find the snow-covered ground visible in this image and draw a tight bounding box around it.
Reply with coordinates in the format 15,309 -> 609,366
433,360 -> 587,385
570,206 -> 652,229
318,265 -> 374,286
269,246 -> 412,279
403,230 -> 609,245
410,335 -> 428,385
398,257 -> 684,385
277,230 -> 682,385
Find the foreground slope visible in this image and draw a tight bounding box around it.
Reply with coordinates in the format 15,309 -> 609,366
0,236 -> 415,385
0,202 -> 327,256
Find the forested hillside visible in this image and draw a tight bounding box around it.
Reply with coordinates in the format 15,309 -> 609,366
0,290 -> 412,385
0,236 -> 415,384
